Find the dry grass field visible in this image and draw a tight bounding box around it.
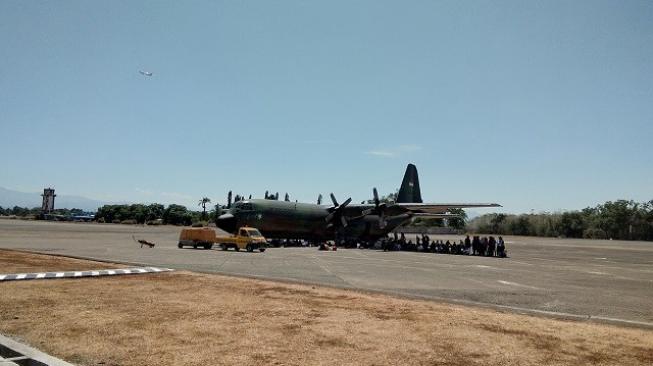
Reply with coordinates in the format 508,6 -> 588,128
1,250 -> 652,366
0,249 -> 117,273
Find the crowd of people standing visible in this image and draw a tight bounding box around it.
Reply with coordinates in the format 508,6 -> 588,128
382,233 -> 508,257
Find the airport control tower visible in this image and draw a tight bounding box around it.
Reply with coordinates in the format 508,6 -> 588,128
41,188 -> 56,213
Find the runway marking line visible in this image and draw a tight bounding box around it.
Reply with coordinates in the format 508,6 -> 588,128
0,267 -> 174,282
385,288 -> 653,329
497,280 -> 542,290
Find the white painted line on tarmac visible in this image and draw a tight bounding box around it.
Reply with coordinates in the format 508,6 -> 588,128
320,253 -> 457,269
497,280 -> 542,290
385,289 -> 653,329
508,260 -> 533,266
528,257 -> 560,262
0,266 -> 174,282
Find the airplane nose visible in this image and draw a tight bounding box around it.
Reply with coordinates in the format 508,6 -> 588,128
216,213 -> 237,233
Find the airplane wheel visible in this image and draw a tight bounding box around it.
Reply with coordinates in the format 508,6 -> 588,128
220,244 -> 227,251
177,242 -> 183,249
205,243 -> 213,249
259,248 -> 266,253
246,244 -> 253,252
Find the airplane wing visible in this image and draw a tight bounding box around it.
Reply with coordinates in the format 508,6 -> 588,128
395,203 -> 502,214
410,213 -> 463,218
345,202 -> 501,217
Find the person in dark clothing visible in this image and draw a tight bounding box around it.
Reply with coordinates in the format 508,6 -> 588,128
488,236 -> 496,257
464,236 -> 471,255
481,237 -> 488,256
497,236 -> 507,257
472,236 -> 480,255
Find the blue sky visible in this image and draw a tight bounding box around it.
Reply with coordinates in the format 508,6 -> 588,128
1,1 -> 651,213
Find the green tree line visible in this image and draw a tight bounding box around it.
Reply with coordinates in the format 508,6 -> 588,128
95,204 -> 205,225
2,203 -> 211,226
467,200 -> 653,241
0,206 -> 86,217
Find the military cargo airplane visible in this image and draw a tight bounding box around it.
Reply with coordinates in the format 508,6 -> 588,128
216,164 -> 500,245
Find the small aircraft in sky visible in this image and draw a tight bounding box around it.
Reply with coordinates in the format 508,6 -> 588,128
216,164 -> 501,245
139,70 -> 153,77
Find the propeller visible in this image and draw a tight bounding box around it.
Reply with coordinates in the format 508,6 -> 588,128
325,193 -> 352,229
362,188 -> 391,229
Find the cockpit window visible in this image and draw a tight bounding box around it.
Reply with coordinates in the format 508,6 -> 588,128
232,202 -> 252,211
241,203 -> 253,210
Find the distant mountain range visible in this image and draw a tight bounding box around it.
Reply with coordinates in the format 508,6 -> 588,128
0,187 -> 118,211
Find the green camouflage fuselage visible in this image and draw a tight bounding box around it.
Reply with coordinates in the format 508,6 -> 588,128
218,199 -> 410,242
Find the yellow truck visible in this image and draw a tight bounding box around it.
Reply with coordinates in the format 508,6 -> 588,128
178,227 -> 267,252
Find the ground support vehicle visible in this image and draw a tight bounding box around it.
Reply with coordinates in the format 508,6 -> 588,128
216,227 -> 267,252
178,227 -> 266,252
178,227 -> 215,249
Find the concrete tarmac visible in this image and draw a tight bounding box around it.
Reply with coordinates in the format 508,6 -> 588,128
1,220 -> 652,327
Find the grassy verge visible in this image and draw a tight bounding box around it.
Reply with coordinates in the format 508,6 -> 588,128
0,250 -> 651,365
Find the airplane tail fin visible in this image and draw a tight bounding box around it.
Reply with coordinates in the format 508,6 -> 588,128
396,164 -> 422,203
